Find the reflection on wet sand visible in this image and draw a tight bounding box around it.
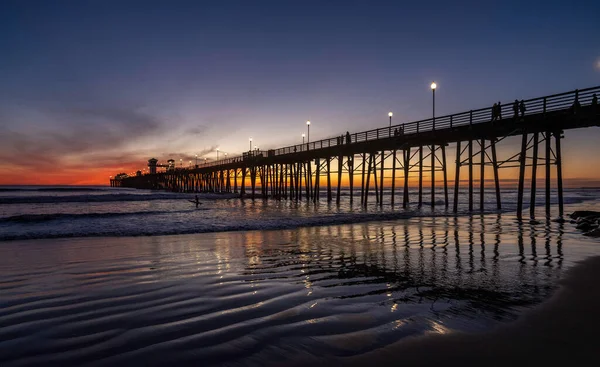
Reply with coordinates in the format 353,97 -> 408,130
0,214 -> 592,366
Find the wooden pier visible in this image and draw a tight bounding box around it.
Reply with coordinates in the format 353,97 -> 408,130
116,86 -> 600,218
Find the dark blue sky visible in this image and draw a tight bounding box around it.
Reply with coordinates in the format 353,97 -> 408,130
1,0 -> 599,183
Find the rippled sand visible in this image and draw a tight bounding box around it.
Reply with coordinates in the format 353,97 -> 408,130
1,215 -> 599,366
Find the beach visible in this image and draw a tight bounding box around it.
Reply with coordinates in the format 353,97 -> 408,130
308,255 -> 600,367
2,204 -> 600,366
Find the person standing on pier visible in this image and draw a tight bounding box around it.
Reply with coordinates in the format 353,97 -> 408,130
497,101 -> 502,120
513,100 -> 519,118
592,93 -> 598,109
519,100 -> 526,117
346,131 -> 351,144
571,95 -> 581,114
492,103 -> 498,121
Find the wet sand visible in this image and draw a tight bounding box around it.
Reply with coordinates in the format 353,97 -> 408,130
2,217 -> 600,366
304,255 -> 600,367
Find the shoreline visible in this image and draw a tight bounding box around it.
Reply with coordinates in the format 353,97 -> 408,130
301,255 -> 600,367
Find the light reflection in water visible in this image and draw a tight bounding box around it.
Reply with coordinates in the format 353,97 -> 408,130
0,213 -> 597,366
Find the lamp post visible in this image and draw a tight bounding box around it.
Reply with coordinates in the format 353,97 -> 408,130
189,160 -> 192,168
249,137 -> 253,151
216,148 -> 219,160
195,154 -> 198,166
204,157 -> 207,166
430,81 -> 437,208
302,133 -> 305,144
306,120 -> 310,143
431,82 -> 437,130
388,112 -> 393,127
180,158 -> 182,167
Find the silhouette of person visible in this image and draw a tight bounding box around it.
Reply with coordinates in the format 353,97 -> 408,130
519,100 -> 526,117
194,195 -> 200,208
400,124 -> 404,134
346,131 -> 351,144
592,93 -> 598,107
492,103 -> 497,121
571,95 -> 581,114
513,100 -> 519,118
497,101 -> 502,119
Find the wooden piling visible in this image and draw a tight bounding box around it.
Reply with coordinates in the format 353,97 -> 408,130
403,148 -> 410,208
337,155 -> 343,204
530,132 -> 539,218
327,157 -> 332,202
545,131 -> 551,216
418,146 -> 423,207
379,151 -> 385,206
453,141 -> 461,213
555,131 -> 564,216
480,138 -> 485,211
361,153 -> 366,205
441,145 -> 448,207
431,144 -> 435,208
349,155 -> 354,204
516,133 -> 528,218
468,139 -> 473,212
491,138 -> 501,210
365,154 -> 373,206
391,150 -> 397,206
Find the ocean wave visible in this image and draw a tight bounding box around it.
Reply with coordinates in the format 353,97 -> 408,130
0,210 -> 462,241
0,193 -> 236,205
0,210 -> 198,224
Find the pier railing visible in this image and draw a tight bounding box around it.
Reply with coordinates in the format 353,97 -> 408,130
183,86 -> 599,170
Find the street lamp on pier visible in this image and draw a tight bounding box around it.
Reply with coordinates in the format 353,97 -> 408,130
249,137 -> 253,151
431,82 -> 437,130
302,133 -> 305,144
388,112 -> 393,127
195,154 -> 198,166
216,148 -> 219,160
306,120 -> 311,143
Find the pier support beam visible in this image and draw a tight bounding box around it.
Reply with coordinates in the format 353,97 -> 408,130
545,131 -> 551,217
517,132 -> 528,219
453,141 -> 461,213
418,146 -> 423,207
431,144 -> 435,208
556,131 -> 564,216
480,138 -> 485,211
491,138 -> 501,210
530,132 -> 539,218
403,148 -> 410,208
468,139 -> 473,212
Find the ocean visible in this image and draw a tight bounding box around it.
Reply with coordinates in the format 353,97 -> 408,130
1,186 -> 600,365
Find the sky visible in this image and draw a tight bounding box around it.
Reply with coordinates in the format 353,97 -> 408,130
1,0 -> 599,185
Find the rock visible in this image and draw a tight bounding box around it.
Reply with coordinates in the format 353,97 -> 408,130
570,211 -> 600,220
576,221 -> 596,231
584,227 -> 600,237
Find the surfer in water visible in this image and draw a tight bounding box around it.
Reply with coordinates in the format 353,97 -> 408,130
194,195 -> 200,208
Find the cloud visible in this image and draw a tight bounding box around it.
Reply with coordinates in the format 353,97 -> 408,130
0,104 -> 168,170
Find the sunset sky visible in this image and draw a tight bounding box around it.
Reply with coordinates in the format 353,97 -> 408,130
1,0 -> 599,185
